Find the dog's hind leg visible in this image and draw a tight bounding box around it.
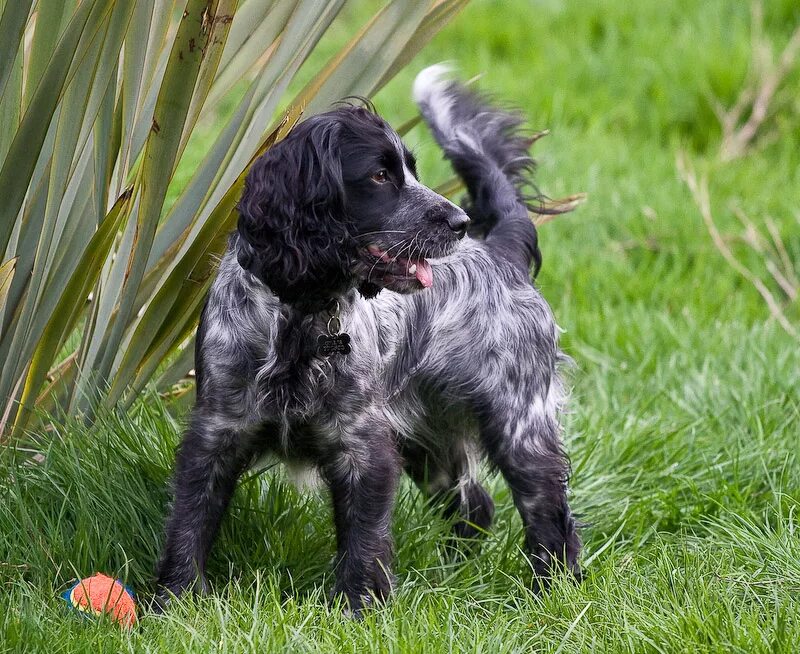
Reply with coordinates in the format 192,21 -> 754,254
403,439 -> 495,543
155,413 -> 256,604
477,395 -> 581,587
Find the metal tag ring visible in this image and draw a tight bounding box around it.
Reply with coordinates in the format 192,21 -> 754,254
327,315 -> 341,334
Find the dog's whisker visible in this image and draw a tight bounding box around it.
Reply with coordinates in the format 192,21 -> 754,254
356,230 -> 407,240
390,239 -> 415,262
366,237 -> 412,281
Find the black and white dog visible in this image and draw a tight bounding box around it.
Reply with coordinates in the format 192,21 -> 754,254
155,66 -> 581,612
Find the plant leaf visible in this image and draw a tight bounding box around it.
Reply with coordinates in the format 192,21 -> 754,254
11,188 -> 132,435
0,0 -> 33,99
0,0 -> 111,256
0,257 -> 17,318
374,0 -> 469,92
92,0 -> 224,386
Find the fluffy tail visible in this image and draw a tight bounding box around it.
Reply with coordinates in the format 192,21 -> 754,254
413,65 -> 541,276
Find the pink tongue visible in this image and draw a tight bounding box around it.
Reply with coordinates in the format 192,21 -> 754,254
413,259 -> 433,288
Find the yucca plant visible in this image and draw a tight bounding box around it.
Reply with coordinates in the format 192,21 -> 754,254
0,0 -> 470,437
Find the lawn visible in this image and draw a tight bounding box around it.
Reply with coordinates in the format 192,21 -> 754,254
2,0 -> 800,651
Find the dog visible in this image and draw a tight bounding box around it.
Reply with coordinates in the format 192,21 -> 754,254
155,66 -> 581,612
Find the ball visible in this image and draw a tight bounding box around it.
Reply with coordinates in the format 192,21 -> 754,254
62,573 -> 137,628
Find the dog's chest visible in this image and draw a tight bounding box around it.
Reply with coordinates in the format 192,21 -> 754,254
252,305 -> 383,421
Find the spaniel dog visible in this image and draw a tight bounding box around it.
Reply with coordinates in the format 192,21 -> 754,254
155,66 -> 581,613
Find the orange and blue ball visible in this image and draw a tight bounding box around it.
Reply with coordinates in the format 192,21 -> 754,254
61,573 -> 137,628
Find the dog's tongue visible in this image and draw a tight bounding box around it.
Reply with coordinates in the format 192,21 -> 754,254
412,259 -> 433,288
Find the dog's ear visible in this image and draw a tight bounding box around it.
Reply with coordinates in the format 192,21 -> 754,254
236,117 -> 355,308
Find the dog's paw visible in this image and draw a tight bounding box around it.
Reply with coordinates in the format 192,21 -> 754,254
334,590 -> 373,619
146,592 -> 170,615
331,566 -> 394,617
527,545 -> 582,593
150,571 -> 209,613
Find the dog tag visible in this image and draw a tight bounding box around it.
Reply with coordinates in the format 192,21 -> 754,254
317,332 -> 351,356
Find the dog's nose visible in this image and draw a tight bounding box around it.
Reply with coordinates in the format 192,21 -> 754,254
445,209 -> 470,238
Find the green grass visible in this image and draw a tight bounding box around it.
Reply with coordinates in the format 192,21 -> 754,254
3,0 -> 800,651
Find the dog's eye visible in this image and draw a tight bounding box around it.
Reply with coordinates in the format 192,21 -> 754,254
371,169 -> 389,184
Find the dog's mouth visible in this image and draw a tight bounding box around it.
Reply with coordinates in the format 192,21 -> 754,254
355,239 -> 458,293
364,244 -> 434,288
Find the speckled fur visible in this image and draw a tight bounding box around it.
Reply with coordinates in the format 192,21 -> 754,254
156,68 -> 581,612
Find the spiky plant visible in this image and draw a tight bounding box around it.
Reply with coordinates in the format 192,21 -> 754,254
0,0 -> 472,437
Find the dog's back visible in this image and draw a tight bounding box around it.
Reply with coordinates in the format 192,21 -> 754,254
413,66 -> 542,278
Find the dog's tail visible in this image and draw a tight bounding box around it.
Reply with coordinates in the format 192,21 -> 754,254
413,65 -> 541,276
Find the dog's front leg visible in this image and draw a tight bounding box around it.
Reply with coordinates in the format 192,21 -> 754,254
155,412 -> 254,604
322,431 -> 400,614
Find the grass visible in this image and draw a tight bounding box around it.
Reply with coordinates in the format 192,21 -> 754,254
3,0 -> 800,651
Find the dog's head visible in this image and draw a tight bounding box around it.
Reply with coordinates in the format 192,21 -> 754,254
236,105 -> 469,309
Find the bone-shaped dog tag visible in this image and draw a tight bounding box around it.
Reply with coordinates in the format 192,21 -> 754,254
317,333 -> 351,356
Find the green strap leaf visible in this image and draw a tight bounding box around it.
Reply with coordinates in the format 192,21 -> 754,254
0,257 -> 17,318
144,1 -> 341,276
0,0 -> 110,257
0,0 -> 33,99
374,0 -> 469,92
92,0 -> 224,385
0,1 -> 136,412
154,335 -> 195,393
177,0 -> 238,162
22,1 -> 76,108
203,0 -> 294,110
295,0 -> 429,116
10,188 -> 132,436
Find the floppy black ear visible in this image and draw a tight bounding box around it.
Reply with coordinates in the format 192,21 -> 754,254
236,116 -> 356,310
